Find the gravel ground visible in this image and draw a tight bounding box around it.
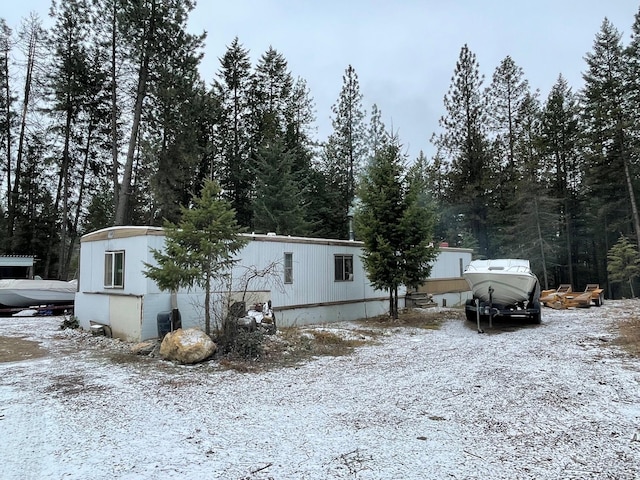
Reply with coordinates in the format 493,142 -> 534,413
1,300 -> 639,479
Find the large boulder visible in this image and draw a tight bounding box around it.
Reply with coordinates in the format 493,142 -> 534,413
159,328 -> 217,364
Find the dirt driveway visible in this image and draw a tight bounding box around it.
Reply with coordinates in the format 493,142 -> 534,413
1,302 -> 639,479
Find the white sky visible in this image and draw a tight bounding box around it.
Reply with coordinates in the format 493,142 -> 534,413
3,1 -> 640,159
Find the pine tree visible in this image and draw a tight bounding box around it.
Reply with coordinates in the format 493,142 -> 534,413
47,0 -> 102,278
0,19 -> 13,218
486,55 -> 530,179
400,155 -> 439,290
251,47 -> 293,144
213,37 -> 254,227
539,75 -> 582,286
320,64 -> 366,239
367,103 -> 388,160
581,18 -> 640,290
144,9 -> 207,224
504,91 -> 557,288
623,9 -> 640,243
6,14 -> 46,251
114,0 -> 201,225
607,235 -> 640,297
432,44 -> 492,257
144,180 -> 247,335
356,137 -> 437,319
582,19 -> 640,245
252,138 -> 308,235
281,76 -> 317,236
485,56 -> 532,253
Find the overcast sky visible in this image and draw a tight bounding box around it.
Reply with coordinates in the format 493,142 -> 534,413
4,1 -> 640,159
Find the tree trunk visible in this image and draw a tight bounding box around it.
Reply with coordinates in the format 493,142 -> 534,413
620,141 -> 640,248
8,23 -> 37,247
65,124 -> 95,279
204,264 -> 211,335
393,285 -> 399,320
114,0 -> 155,225
58,107 -> 73,279
533,196 -> 549,289
110,1 -> 119,213
564,197 -> 574,287
2,43 -> 11,239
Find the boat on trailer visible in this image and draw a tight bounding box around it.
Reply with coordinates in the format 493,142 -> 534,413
463,259 -> 541,325
0,279 -> 76,308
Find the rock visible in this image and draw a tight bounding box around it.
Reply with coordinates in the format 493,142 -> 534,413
159,328 -> 217,364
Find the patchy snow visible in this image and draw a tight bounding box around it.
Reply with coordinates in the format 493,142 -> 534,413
1,301 -> 639,479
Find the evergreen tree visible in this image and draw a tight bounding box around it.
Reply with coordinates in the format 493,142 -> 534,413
607,235 -> 640,297
485,56 -> 531,253
10,135 -> 59,277
432,44 -> 492,257
623,9 -> 640,243
582,18 -> 640,287
367,103 -> 388,160
144,180 -> 247,334
212,37 -> 254,227
320,65 -> 366,239
81,179 -> 115,234
249,47 -> 314,234
505,91 -> 557,288
251,46 -> 293,144
284,77 -> 317,174
539,75 -> 582,286
252,139 -> 308,235
486,56 -> 530,179
284,76 -> 317,230
0,19 -> 14,211
400,154 -> 439,289
6,14 -> 46,252
356,137 -> 437,319
144,11 -> 207,224
47,0 -> 104,278
114,0 -> 201,225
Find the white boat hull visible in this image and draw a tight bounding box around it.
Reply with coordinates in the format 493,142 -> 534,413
0,279 -> 76,308
463,259 -> 538,306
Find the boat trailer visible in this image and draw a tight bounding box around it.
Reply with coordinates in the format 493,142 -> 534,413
465,285 -> 542,333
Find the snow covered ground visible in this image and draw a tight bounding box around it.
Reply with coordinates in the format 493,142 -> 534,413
1,301 -> 639,479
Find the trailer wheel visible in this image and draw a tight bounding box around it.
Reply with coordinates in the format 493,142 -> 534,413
594,293 -> 604,307
465,299 -> 477,322
465,308 -> 476,322
531,301 -> 541,324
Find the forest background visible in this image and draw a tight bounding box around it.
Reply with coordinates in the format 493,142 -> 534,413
2,0 -> 640,299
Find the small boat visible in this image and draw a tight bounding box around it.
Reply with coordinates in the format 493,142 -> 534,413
0,279 -> 77,308
463,259 -> 539,307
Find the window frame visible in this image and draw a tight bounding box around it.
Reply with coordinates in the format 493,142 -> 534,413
104,251 -> 125,289
284,252 -> 293,284
334,254 -> 354,282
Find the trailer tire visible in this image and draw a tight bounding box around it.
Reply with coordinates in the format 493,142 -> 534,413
465,299 -> 477,322
531,301 -> 541,324
594,293 -> 604,307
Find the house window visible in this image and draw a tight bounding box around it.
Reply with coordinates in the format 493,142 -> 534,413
104,251 -> 125,288
334,254 -> 353,281
284,252 -> 293,284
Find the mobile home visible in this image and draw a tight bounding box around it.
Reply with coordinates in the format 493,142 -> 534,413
75,226 -> 473,342
76,227 -> 397,341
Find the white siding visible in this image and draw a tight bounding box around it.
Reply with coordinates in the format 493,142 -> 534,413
430,248 -> 472,279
